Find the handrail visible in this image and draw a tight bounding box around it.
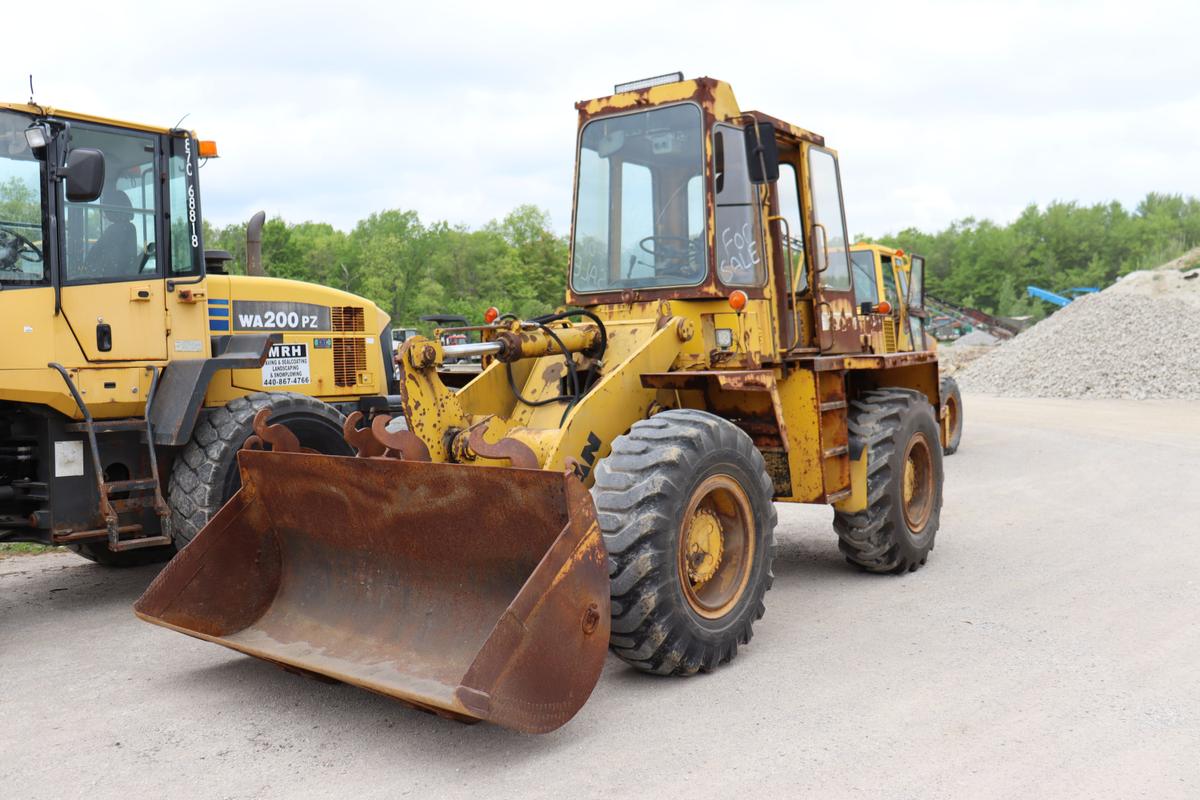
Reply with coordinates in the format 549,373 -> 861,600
812,222 -> 830,276
768,214 -> 801,351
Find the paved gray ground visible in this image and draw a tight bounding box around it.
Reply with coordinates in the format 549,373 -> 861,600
2,395 -> 1197,799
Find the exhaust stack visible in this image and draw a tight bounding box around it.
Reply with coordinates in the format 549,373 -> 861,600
245,210 -> 266,276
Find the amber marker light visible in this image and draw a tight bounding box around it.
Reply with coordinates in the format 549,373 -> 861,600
729,290 -> 748,311
198,140 -> 219,158
874,301 -> 893,314
484,306 -> 500,323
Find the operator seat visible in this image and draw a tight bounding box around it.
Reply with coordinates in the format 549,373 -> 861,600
83,192 -> 137,278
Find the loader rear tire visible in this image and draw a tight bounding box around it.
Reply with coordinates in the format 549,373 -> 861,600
834,389 -> 943,574
940,375 -> 963,455
591,409 -> 776,676
167,392 -> 352,550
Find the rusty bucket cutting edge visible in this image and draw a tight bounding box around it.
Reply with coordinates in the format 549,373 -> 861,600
134,449 -> 611,733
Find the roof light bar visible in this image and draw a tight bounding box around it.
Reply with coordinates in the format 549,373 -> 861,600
614,72 -> 684,94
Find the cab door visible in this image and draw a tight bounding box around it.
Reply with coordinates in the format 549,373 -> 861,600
905,254 -> 927,350
801,144 -> 860,353
58,124 -> 167,362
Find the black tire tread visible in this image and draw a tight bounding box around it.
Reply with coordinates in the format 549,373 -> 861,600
592,409 -> 777,676
833,388 -> 942,574
167,392 -> 346,548
940,375 -> 963,455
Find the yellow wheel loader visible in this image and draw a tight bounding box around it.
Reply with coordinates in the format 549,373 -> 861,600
850,242 -> 962,453
0,105 -> 395,566
137,75 -> 951,732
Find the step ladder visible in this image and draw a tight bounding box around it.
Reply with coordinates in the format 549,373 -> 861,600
816,370 -> 852,504
47,364 -> 173,552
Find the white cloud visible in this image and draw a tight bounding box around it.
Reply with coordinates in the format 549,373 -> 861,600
7,0 -> 1199,236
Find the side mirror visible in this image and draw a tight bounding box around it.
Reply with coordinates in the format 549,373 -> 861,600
60,148 -> 105,203
744,122 -> 779,184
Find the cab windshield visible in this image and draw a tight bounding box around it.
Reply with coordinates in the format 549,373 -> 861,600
571,104 -> 707,293
0,111 -> 48,285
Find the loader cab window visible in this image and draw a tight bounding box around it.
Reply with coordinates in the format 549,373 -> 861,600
713,125 -> 764,286
0,111 -> 49,286
62,127 -> 159,283
908,255 -> 926,346
850,250 -> 879,306
776,161 -> 806,292
571,103 -> 707,292
167,137 -> 202,276
806,147 -> 852,292
880,255 -> 899,308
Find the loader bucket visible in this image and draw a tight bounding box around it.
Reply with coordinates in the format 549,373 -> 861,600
134,450 -> 611,733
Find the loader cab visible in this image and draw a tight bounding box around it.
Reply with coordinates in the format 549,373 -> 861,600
565,77 -> 863,358
849,243 -> 930,354
0,104 -> 208,365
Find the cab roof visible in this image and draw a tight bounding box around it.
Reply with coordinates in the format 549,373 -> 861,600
0,102 -> 191,136
852,242 -> 905,258
575,76 -> 825,146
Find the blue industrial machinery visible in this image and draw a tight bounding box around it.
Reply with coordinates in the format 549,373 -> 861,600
1026,286 -> 1099,307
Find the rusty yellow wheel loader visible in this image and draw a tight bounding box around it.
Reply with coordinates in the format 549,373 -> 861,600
137,74 -> 951,733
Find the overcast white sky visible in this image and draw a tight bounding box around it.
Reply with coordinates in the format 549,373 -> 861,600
9,0 -> 1198,237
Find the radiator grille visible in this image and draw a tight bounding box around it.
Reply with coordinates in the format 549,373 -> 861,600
331,306 -> 365,332
333,337 -> 367,387
883,318 -> 897,353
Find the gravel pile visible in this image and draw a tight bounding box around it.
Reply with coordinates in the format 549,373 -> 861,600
958,267 -> 1200,399
937,343 -> 996,376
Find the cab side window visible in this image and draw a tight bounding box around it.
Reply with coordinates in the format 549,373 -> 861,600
776,162 -> 806,292
880,256 -> 899,307
63,127 -> 158,282
167,137 -> 202,276
807,148 -> 852,291
850,251 -> 879,305
713,125 -> 764,286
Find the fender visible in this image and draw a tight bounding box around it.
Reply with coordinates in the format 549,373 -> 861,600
148,333 -> 280,445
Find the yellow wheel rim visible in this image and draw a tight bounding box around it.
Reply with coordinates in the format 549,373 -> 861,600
901,432 -> 934,532
677,475 -> 755,619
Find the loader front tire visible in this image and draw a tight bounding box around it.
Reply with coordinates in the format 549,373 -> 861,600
167,392 -> 352,550
592,409 -> 776,676
940,375 -> 963,455
834,389 -> 943,574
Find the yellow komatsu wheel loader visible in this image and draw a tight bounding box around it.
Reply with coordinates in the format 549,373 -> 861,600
850,242 -> 962,453
137,75 -> 952,732
0,104 -> 396,565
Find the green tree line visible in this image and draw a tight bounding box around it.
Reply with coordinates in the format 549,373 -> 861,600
872,192 -> 1200,319
203,192 -> 1200,328
203,204 -> 568,330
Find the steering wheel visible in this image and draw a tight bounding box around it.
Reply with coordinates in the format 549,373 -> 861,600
638,235 -> 702,278
0,227 -> 43,270
639,235 -> 691,261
